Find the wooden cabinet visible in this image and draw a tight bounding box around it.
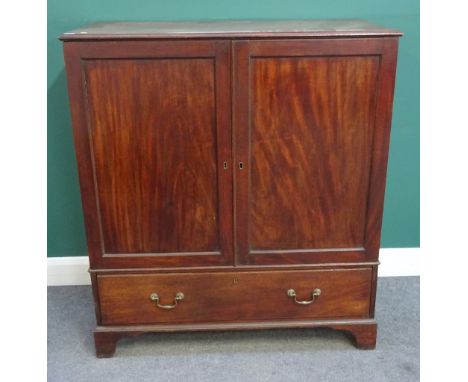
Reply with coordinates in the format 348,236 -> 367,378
61,20 -> 401,357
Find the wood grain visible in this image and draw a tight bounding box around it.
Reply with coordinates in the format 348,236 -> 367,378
85,58 -> 218,254
250,55 -> 379,250
97,268 -> 372,325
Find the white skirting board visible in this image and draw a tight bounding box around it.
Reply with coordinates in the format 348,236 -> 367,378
47,248 -> 420,286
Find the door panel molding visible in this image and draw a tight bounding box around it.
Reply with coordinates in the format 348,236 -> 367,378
233,38 -> 399,265
64,40 -> 233,269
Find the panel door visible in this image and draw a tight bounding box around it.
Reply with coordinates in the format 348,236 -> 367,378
64,40 -> 233,268
233,38 -> 398,265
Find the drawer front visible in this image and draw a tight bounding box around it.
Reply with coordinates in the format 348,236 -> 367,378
98,268 -> 372,325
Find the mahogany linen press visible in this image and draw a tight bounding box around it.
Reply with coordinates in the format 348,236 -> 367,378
60,20 -> 401,357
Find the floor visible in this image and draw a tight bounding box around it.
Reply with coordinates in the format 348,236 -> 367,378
47,277 -> 419,382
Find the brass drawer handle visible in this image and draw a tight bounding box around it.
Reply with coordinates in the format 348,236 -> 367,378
287,288 -> 321,305
149,292 -> 184,310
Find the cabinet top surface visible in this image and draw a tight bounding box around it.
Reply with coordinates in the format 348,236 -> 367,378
60,19 -> 402,40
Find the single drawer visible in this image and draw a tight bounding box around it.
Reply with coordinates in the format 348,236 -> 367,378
98,268 -> 372,325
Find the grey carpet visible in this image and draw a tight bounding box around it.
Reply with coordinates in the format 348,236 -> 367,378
47,276 -> 419,382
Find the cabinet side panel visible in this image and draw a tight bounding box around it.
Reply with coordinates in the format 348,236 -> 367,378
364,38 -> 400,260
63,43 -> 104,266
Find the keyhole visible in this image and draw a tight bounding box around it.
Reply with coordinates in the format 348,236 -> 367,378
239,162 -> 244,170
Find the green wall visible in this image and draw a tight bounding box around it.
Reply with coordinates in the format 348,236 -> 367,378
47,0 -> 420,257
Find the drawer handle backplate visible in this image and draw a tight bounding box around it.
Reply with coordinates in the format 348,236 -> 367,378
149,292 -> 184,310
287,288 -> 321,305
